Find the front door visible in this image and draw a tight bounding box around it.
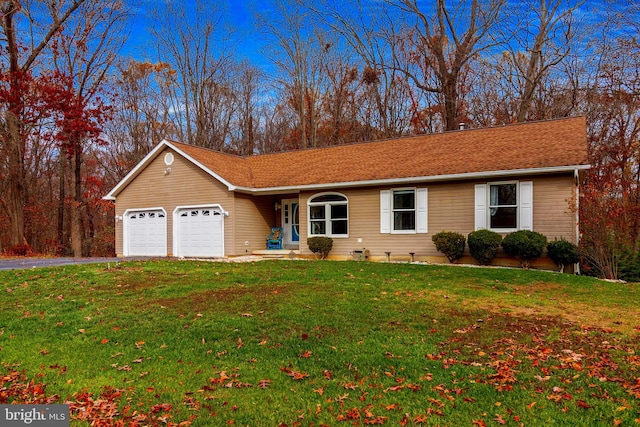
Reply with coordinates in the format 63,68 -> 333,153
282,199 -> 299,248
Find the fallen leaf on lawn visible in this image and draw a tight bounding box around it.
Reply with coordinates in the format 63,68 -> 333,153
280,366 -> 309,380
101,338 -> 109,345
577,400 -> 593,409
414,414 -> 428,423
494,414 -> 507,425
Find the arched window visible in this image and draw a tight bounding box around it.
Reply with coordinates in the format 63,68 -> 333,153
308,193 -> 348,237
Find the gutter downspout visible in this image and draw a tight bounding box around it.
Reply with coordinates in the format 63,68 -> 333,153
574,169 -> 581,274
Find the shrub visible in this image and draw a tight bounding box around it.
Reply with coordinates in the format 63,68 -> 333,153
618,249 -> 640,282
431,231 -> 466,263
307,236 -> 333,259
468,229 -> 502,265
5,243 -> 31,257
547,239 -> 580,273
501,230 -> 547,269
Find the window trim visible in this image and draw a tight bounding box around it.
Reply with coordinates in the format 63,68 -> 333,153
487,180 -> 519,233
391,187 -> 417,234
307,192 -> 349,238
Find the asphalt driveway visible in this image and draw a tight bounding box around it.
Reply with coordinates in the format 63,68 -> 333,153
0,257 -> 148,271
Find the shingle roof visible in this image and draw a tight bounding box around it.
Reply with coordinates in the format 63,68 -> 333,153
169,116 -> 589,190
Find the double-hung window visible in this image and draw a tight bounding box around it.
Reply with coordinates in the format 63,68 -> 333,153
475,181 -> 533,231
393,189 -> 416,231
489,182 -> 517,229
380,188 -> 428,234
308,193 -> 348,237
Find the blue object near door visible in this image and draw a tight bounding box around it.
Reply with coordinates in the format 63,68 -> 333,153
267,227 -> 283,249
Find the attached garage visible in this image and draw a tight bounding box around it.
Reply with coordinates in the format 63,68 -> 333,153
124,209 -> 167,256
174,206 -> 225,257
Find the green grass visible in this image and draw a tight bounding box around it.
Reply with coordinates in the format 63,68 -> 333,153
0,260 -> 638,426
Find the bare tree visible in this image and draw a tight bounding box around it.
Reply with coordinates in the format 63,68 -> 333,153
229,61 -> 263,155
388,0 -> 505,131
310,0 -> 415,138
498,0 -> 585,122
261,0 -> 328,149
150,0 -> 235,149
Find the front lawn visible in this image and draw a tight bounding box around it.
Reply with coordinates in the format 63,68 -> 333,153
0,260 -> 638,426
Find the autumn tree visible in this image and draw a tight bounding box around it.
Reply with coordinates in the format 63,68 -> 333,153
104,60 -> 178,180
579,10 -> 640,278
49,0 -> 128,256
0,0 -> 87,251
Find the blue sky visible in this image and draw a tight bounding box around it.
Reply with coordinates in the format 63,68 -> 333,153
122,1 -> 273,63
120,0 -> 619,73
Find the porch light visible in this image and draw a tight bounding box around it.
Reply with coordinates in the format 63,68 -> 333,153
274,202 -> 281,211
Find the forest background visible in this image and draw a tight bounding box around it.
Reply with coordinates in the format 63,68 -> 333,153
0,0 -> 638,279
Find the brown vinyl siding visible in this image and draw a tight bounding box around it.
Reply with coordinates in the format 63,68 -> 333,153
231,194 -> 276,255
297,174 -> 576,261
114,148 -> 234,256
532,175 -> 576,243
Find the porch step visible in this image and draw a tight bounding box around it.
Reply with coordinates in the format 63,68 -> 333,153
253,249 -> 300,259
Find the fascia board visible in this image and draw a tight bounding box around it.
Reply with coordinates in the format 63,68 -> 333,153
232,164 -> 591,194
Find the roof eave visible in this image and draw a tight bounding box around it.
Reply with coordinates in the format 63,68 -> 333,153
233,164 -> 591,194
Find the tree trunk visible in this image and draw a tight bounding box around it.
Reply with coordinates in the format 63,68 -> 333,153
5,110 -> 26,248
57,154 -> 66,253
443,74 -> 459,131
70,146 -> 83,257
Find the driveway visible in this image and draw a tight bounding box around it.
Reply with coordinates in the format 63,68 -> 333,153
0,257 -> 149,271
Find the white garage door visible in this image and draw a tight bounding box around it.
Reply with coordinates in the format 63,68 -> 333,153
126,210 -> 167,256
176,207 -> 224,257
